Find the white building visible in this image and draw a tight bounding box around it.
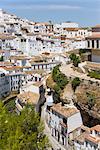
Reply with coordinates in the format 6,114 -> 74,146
54,22 -> 79,34
0,33 -> 17,50
8,73 -> 22,93
74,125 -> 100,150
0,67 -> 23,94
61,22 -> 79,28
0,71 -> 10,99
47,103 -> 83,148
86,25 -> 100,62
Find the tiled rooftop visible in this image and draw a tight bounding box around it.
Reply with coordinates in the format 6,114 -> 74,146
17,91 -> 40,105
51,103 -> 79,118
90,125 -> 100,132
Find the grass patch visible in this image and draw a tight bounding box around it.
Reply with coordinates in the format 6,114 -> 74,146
88,71 -> 100,80
5,98 -> 16,113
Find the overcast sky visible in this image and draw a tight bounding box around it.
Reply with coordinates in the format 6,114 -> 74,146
0,0 -> 100,26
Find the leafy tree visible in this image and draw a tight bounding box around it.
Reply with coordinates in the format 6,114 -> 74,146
0,102 -> 50,150
69,53 -> 80,67
52,65 -> 68,90
53,86 -> 61,104
72,77 -> 81,92
69,53 -> 76,61
52,65 -> 69,103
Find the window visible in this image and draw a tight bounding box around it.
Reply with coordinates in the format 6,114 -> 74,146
97,40 -> 99,48
95,130 -> 97,134
92,40 -> 94,48
88,41 -> 90,48
63,118 -> 67,124
86,141 -> 88,146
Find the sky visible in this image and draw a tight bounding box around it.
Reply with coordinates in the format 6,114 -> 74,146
0,0 -> 100,27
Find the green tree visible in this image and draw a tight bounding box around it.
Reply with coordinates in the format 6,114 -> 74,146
69,53 -> 76,61
0,102 -> 50,150
69,53 -> 80,67
52,65 -> 68,89
53,85 -> 61,103
52,65 -> 68,103
72,77 -> 81,92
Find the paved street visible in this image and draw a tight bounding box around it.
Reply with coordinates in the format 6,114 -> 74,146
60,64 -> 100,83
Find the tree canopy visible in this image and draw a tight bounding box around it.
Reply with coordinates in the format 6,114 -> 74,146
71,77 -> 81,92
69,53 -> 80,67
0,102 -> 49,150
52,65 -> 68,91
52,65 -> 69,103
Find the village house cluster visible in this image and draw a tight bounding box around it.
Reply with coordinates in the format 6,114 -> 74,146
0,9 -> 100,150
45,88 -> 100,150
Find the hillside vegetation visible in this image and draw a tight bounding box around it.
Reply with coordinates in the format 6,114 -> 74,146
0,102 -> 50,150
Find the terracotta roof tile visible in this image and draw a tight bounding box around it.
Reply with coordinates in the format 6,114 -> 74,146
51,103 -> 79,118
90,125 -> 100,132
86,33 -> 100,39
17,91 -> 40,105
0,34 -> 16,40
85,134 -> 100,144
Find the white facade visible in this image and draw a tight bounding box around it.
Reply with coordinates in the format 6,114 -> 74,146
0,71 -> 10,98
8,73 -> 22,92
74,125 -> 100,150
0,68 -> 23,93
61,22 -> 79,28
87,39 -> 100,49
47,103 -> 83,148
72,40 -> 87,50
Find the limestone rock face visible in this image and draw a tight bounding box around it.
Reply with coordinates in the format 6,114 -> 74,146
75,81 -> 100,120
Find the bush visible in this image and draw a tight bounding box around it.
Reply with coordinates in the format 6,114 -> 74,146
52,65 -> 68,90
52,65 -> 69,102
72,77 -> 81,92
69,53 -> 80,67
53,85 -> 61,103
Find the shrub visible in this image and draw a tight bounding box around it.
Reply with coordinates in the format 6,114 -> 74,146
52,65 -> 69,101
69,53 -> 80,67
72,77 -> 81,92
52,65 -> 68,90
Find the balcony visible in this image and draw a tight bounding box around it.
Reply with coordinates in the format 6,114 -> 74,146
60,121 -> 67,128
59,121 -> 67,137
